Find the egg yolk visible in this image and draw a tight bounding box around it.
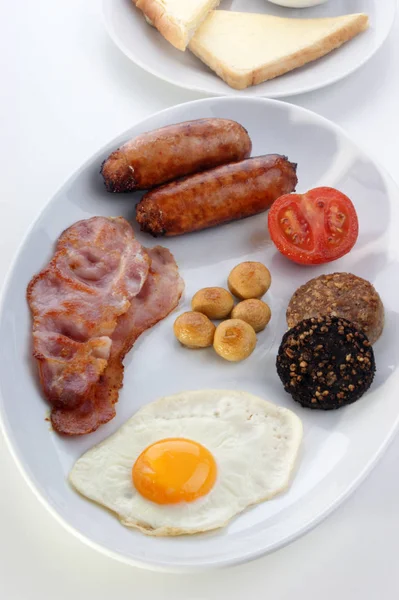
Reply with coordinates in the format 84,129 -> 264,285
132,438 -> 217,505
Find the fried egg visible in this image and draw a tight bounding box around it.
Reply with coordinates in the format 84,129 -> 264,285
69,390 -> 302,536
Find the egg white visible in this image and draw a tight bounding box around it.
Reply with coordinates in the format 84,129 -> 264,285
69,390 -> 303,536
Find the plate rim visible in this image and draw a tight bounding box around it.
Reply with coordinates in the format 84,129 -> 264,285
101,0 -> 397,99
1,96 -> 399,572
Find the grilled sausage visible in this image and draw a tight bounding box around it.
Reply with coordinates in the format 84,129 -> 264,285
136,155 -> 298,237
101,119 -> 252,192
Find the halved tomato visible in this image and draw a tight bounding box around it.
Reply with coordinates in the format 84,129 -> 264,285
268,187 -> 359,265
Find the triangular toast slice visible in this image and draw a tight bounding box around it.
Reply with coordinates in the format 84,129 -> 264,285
189,11 -> 369,89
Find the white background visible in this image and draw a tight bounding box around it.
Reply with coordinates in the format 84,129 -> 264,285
2,0 -> 399,597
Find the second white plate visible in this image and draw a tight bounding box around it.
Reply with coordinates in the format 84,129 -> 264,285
103,0 -> 396,98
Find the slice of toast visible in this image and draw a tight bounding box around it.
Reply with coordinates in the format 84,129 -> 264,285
133,0 -> 221,51
189,11 -> 369,89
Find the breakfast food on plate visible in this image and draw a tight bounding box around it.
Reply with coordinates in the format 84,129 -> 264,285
133,437 -> 217,505
228,262 -> 271,300
286,273 -> 384,345
136,155 -> 297,236
173,311 -> 215,348
133,0 -> 221,51
191,287 -> 234,319
27,217 -> 183,435
231,299 -> 271,333
69,390 -> 303,535
189,11 -> 369,90
27,217 -> 149,409
277,316 -> 376,410
268,187 -> 359,265
213,319 -> 257,362
52,245 -> 183,435
101,118 -> 251,192
174,262 -> 273,362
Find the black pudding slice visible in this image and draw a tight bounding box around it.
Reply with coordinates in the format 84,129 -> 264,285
276,316 -> 376,410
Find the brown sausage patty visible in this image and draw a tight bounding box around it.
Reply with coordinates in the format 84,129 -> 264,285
286,273 -> 384,345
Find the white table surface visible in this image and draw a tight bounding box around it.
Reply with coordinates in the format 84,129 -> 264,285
2,1 -> 399,597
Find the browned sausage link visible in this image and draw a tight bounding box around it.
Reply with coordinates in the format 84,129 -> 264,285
136,155 -> 298,237
101,119 -> 252,193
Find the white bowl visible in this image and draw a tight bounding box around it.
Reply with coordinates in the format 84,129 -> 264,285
267,0 -> 328,7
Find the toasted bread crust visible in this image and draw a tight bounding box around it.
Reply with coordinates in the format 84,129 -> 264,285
134,0 -> 186,50
189,13 -> 369,89
134,0 -> 220,51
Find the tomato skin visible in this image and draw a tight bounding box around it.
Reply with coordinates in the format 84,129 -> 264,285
268,187 -> 359,265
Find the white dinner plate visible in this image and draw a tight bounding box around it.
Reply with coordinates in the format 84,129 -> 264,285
102,0 -> 396,98
1,97 -> 399,571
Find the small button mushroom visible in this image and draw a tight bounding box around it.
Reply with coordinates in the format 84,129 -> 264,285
213,319 -> 257,362
191,287 -> 234,319
231,299 -> 271,332
174,312 -> 216,349
228,262 -> 271,300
